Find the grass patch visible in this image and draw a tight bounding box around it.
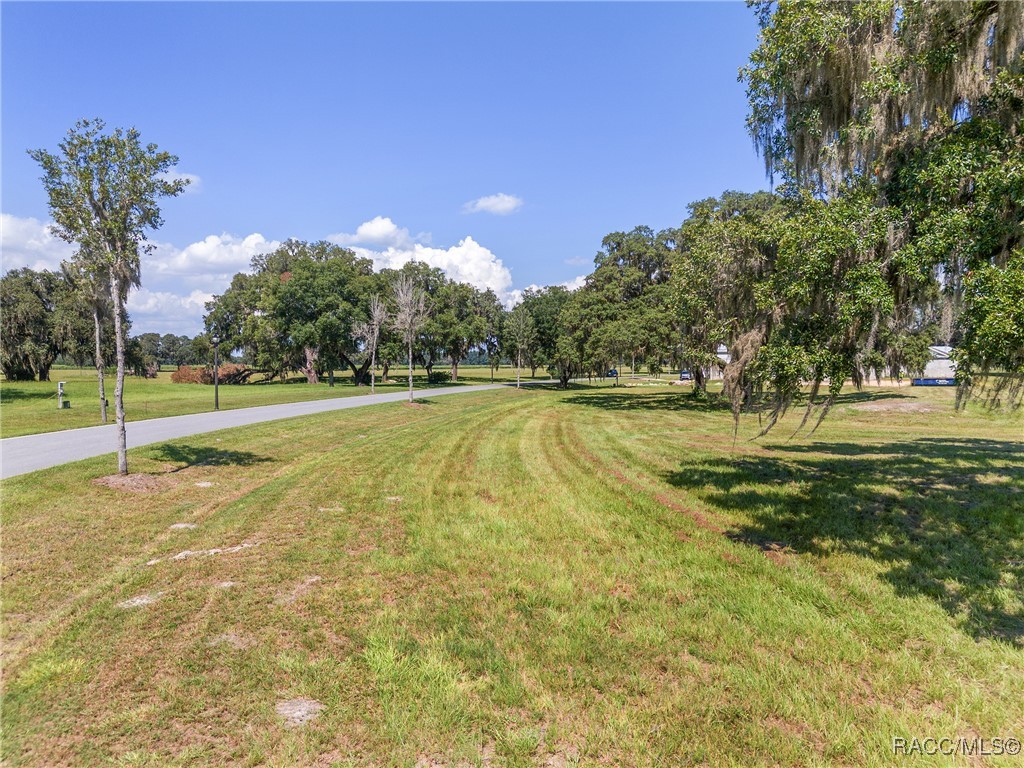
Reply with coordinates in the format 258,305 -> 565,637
2,383 -> 1021,765
0,365 -> 545,438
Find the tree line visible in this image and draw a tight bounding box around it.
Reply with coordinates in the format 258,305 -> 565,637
0,266 -> 214,382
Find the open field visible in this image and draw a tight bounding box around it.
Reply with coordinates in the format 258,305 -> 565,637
0,365 -> 549,439
2,383 -> 1022,766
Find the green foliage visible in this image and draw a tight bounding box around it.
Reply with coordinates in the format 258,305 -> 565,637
0,269 -> 64,381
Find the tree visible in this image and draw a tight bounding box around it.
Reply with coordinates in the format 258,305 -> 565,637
434,281 -> 490,381
519,286 -> 571,378
355,294 -> 389,394
392,272 -> 429,402
740,2 -> 1024,414
62,256 -> 115,421
742,0 -> 1023,190
0,268 -> 63,381
506,304 -> 536,390
30,118 -> 189,474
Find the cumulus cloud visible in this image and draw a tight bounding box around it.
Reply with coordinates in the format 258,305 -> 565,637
0,213 -> 75,271
328,216 -> 413,249
127,288 -> 214,336
561,274 -> 587,291
149,232 -> 281,280
330,217 -> 516,303
505,275 -> 587,307
462,193 -> 523,216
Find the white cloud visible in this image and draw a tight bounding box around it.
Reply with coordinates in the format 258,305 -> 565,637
328,216 -> 413,249
0,213 -> 75,272
505,275 -> 586,308
564,255 -> 590,267
330,216 -> 516,303
159,170 -> 202,194
127,288 -> 214,336
462,193 -> 524,216
149,232 -> 280,280
561,274 -> 587,291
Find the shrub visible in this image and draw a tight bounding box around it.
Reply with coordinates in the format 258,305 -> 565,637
170,363 -> 252,384
428,370 -> 452,384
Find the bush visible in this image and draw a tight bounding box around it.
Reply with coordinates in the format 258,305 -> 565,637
170,363 -> 252,384
428,370 -> 452,384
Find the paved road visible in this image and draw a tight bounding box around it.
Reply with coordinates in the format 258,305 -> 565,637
0,383 -> 529,479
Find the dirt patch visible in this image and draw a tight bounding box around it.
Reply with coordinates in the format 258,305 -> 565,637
169,522 -> 198,530
385,495 -> 403,503
215,581 -> 237,589
194,481 -> 215,488
118,592 -> 163,609
207,632 -> 253,650
851,401 -> 937,413
276,697 -> 324,727
147,541 -> 260,566
277,576 -> 322,605
93,474 -> 172,494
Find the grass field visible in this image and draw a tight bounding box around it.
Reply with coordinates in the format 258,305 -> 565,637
2,383 -> 1022,766
0,365 -> 547,439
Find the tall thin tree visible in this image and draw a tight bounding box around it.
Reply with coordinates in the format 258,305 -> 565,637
30,118 -> 188,474
392,274 -> 429,403
62,254 -> 112,423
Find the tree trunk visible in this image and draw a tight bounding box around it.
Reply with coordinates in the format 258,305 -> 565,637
38,364 -> 51,382
631,352 -> 636,379
328,369 -> 335,387
371,346 -> 377,394
302,347 -> 319,384
451,356 -> 459,382
530,365 -> 538,379
93,304 -> 107,423
694,366 -> 707,394
110,273 -> 128,475
516,350 -> 521,389
382,360 -> 390,382
407,337 -> 414,402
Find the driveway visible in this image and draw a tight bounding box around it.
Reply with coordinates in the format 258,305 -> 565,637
0,383 -> 527,479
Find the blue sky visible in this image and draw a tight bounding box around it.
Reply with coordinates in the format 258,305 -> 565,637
2,1 -> 769,335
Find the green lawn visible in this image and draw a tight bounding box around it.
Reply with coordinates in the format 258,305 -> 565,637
0,365 -> 546,438
2,384 -> 1022,766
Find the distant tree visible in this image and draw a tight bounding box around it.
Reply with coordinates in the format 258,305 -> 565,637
519,286 -> 570,378
30,118 -> 188,473
61,256 -> 116,421
506,304 -> 536,390
434,281 -> 491,381
392,273 -> 429,402
0,268 -> 62,381
355,294 -> 389,394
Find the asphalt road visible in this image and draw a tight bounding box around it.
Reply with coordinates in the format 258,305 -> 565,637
0,383 -> 520,480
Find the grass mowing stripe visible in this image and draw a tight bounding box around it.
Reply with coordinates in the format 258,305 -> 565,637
1,384 -> 1021,766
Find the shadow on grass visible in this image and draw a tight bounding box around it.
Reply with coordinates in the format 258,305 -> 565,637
665,437 -> 1024,645
564,388 -> 918,414
564,391 -> 733,412
0,388 -> 58,404
151,444 -> 273,471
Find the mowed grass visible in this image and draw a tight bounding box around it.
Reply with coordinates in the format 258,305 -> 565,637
1,383 -> 1022,766
0,365 -> 537,438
